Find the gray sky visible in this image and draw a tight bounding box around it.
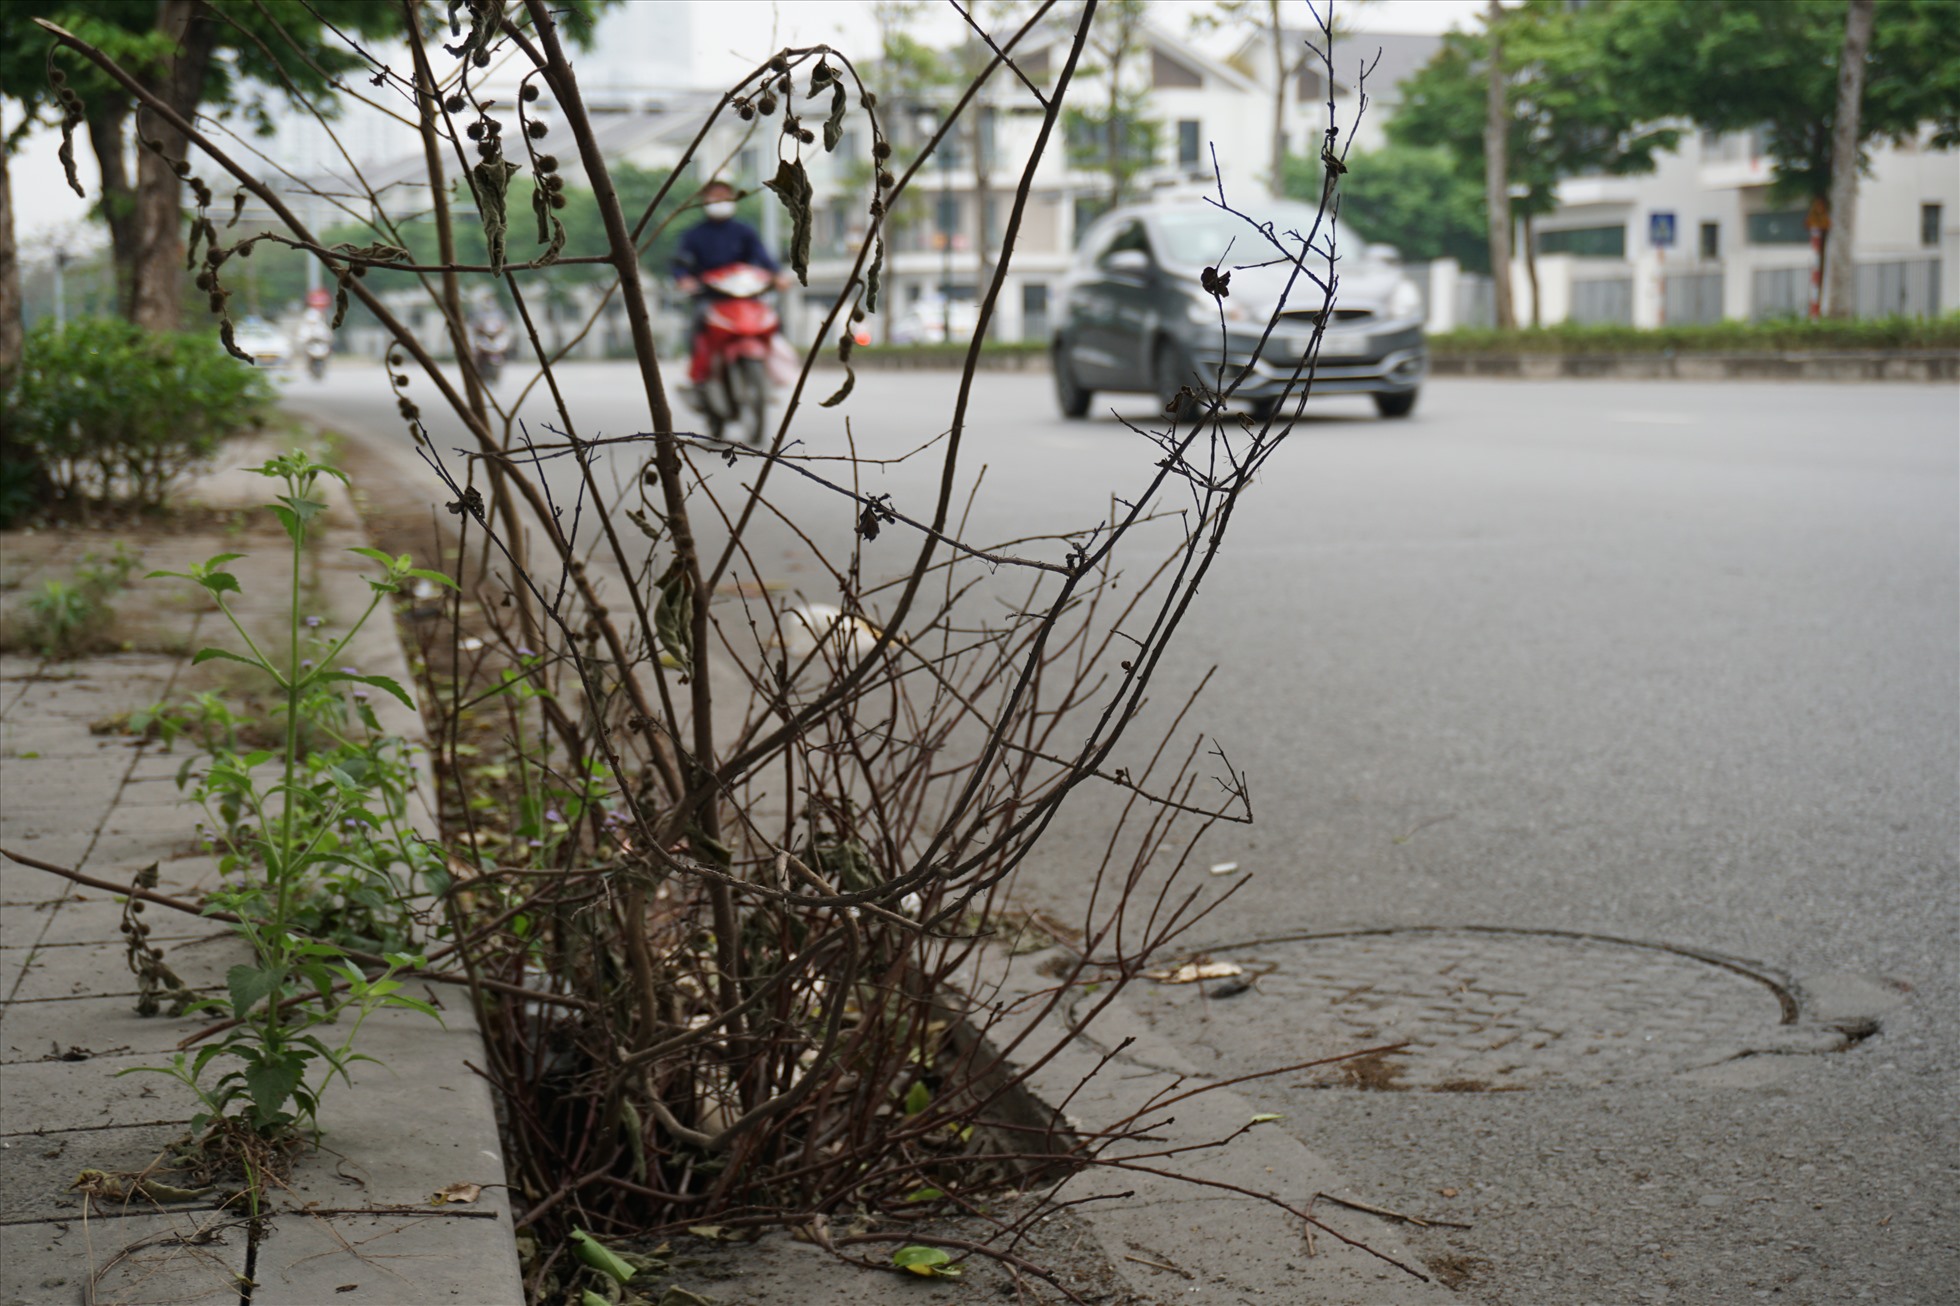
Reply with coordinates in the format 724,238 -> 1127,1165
6,0 -> 1490,253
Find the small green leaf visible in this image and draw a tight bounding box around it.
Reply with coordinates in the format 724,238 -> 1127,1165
570,1227 -> 637,1285
1249,1113 -> 1284,1124
892,1245 -> 958,1277
903,1080 -> 930,1115
226,964 -> 282,1019
192,648 -> 265,672
405,567 -> 458,589
348,546 -> 393,565
244,1054 -> 304,1121
197,572 -> 242,597
903,1186 -> 944,1203
314,671 -> 416,710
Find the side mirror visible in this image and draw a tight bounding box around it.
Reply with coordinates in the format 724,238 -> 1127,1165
1101,249 -> 1152,275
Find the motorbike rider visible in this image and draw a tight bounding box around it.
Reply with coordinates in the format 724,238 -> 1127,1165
294,306 -> 332,378
468,303 -> 511,384
670,180 -> 789,392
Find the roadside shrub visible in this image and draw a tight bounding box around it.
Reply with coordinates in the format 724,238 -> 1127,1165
2,318 -> 273,515
1429,313 -> 1960,356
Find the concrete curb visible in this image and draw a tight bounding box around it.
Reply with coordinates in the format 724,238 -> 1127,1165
837,348 -> 1960,381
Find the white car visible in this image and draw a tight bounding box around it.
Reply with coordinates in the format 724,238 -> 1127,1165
891,297 -> 981,346
229,316 -> 289,369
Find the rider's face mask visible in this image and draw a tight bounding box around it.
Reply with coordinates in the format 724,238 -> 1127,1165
704,200 -> 737,220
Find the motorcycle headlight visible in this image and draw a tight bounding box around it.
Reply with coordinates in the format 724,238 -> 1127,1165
1388,279 -> 1423,321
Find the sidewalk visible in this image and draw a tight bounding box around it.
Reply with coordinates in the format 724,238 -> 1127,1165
0,444 -> 522,1305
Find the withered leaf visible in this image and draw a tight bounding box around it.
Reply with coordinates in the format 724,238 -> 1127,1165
762,157 -> 813,285
218,319 -> 252,363
865,236 -> 885,314
468,156 -> 520,274
430,1181 -> 482,1205
654,561 -> 694,676
823,82 -> 848,153
531,184 -> 565,265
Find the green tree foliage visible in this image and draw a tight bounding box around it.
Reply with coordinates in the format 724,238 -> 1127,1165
1281,143 -> 1490,271
1601,0 -> 1960,205
1391,1 -> 1681,226
1069,0 -> 1160,210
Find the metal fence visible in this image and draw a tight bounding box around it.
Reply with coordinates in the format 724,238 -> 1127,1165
1754,258 -> 1943,320
1663,272 -> 1724,325
1856,257 -> 1941,318
1454,273 -> 1496,330
1571,277 -> 1634,325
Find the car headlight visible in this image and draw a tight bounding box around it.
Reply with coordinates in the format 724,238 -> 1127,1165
1186,293 -> 1248,324
1388,279 -> 1423,320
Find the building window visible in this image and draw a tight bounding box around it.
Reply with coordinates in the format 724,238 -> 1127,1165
1178,120 -> 1201,168
1700,221 -> 1720,260
1536,225 -> 1627,258
1923,203 -> 1943,248
935,194 -> 960,242
1023,282 -> 1050,340
1746,211 -> 1810,245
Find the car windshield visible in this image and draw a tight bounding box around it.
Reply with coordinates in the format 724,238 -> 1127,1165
1153,205 -> 1326,267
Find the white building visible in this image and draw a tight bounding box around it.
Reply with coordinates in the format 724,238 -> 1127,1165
1520,125 -> 1956,328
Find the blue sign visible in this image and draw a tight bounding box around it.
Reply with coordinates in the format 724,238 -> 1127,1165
1649,212 -> 1677,249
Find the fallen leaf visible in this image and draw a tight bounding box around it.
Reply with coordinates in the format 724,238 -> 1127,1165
1249,1113 -> 1284,1124
1144,961 -> 1244,984
1440,1187 -> 1459,1198
1209,861 -> 1240,875
430,1182 -> 482,1205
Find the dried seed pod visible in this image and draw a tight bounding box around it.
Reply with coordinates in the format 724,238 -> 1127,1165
474,50 -> 490,67
737,102 -> 756,122
537,154 -> 558,171
521,82 -> 539,102
208,292 -> 225,312
758,93 -> 778,116
876,170 -> 894,190
194,271 -> 212,290
466,121 -> 483,140
549,192 -> 567,209
872,140 -> 891,160
797,128 -> 814,144
444,94 -> 465,112
769,53 -> 790,73
173,160 -> 191,176
48,68 -> 66,85
527,119 -> 547,138
861,91 -> 878,109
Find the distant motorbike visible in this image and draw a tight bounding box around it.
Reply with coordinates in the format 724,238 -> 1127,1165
471,315 -> 511,386
302,335 -> 331,380
690,263 -> 778,446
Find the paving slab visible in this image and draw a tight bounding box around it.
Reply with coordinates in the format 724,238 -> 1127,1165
250,1210 -> 520,1305
0,1210 -> 250,1306
0,1121 -> 208,1224
0,996 -> 214,1069
0,1054 -> 199,1135
10,935 -> 236,1003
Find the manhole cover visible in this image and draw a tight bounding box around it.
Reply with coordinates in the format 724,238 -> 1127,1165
1125,928 -> 1827,1091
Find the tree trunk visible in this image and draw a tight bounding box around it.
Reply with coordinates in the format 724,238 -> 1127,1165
1823,0 -> 1874,320
1483,0 -> 1515,330
128,0 -> 217,333
1523,210 -> 1541,328
0,136 -> 21,391
971,105 -> 992,340
86,104 -> 140,318
1267,0 -> 1287,193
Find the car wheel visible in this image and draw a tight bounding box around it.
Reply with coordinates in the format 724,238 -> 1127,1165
1374,389 -> 1418,419
1154,338 -> 1198,421
1054,343 -> 1091,418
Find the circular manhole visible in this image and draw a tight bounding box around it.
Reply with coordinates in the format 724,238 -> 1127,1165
1125,927 -> 1808,1091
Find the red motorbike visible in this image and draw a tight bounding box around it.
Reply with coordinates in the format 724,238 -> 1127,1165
689,263 -> 779,446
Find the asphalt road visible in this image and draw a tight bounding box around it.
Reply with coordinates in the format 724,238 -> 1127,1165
285,363 -> 1959,1303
